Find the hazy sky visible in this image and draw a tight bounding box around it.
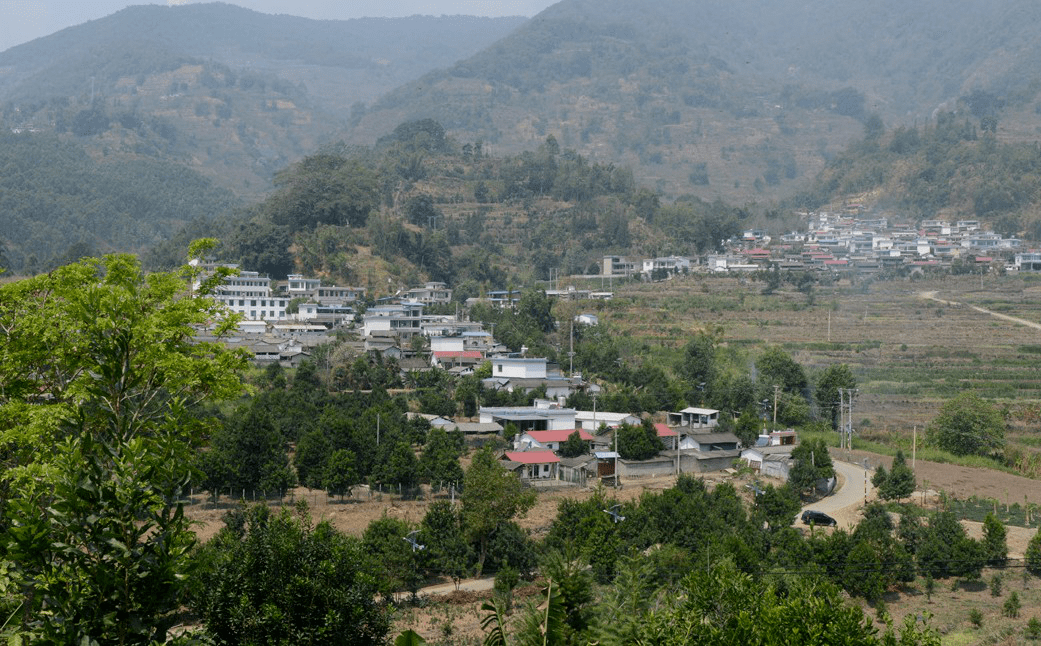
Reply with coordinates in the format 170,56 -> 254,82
1,1 -> 557,53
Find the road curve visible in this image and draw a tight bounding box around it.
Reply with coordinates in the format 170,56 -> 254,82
800,460 -> 874,529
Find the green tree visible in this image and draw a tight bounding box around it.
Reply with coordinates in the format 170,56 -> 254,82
815,364 -> 856,430
462,448 -> 537,573
679,333 -> 717,398
982,513 -> 1008,567
203,403 -> 296,495
373,440 -> 421,490
295,428 -> 331,489
269,153 -> 379,230
614,419 -> 663,461
789,438 -> 835,496
192,504 -> 388,645
559,430 -> 588,458
1027,530 -> 1041,575
323,449 -> 359,499
363,515 -> 424,596
420,501 -> 473,587
754,484 -> 802,531
757,345 -> 808,395
917,511 -> 984,579
927,391 -> 1005,456
421,426 -> 465,488
876,450 -> 916,500
0,248 -> 248,642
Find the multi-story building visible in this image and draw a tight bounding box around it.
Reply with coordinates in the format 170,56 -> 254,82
189,260 -> 289,321
403,282 -> 452,305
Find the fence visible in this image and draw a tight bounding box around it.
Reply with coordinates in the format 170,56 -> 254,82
179,481 -> 464,508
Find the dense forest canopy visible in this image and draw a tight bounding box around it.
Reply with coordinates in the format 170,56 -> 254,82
0,130 -> 239,273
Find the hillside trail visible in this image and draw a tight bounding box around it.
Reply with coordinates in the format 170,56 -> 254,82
919,290 -> 1041,330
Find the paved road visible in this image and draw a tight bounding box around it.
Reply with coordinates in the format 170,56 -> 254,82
800,460 -> 874,529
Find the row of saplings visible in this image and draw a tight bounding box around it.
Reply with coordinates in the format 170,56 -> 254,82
185,450 -> 1041,645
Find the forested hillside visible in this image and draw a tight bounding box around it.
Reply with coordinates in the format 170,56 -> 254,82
0,130 -> 239,273
793,113 -> 1041,238
0,4 -> 526,198
146,120 -> 745,292
350,0 -> 1041,204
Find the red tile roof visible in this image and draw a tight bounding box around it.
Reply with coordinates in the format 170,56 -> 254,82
654,423 -> 678,437
433,351 -> 483,359
523,429 -> 594,443
503,450 -> 560,464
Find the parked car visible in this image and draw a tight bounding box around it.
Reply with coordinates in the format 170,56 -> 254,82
801,510 -> 837,526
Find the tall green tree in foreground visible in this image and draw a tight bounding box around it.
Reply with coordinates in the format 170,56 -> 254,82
463,448 -> 537,574
0,244 -> 248,643
193,504 -> 388,645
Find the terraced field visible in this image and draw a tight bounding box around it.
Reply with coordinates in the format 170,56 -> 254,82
585,272 -> 1041,437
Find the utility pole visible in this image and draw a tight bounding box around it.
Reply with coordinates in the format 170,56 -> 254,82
568,321 -> 575,376
837,388 -> 844,450
772,385 -> 780,428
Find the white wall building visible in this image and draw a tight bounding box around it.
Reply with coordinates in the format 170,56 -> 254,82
491,356 -> 548,379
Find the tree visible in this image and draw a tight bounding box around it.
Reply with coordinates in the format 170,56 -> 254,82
614,420 -> 664,460
404,193 -> 442,228
927,392 -> 1005,456
203,402 -> 296,495
192,504 -> 388,645
917,511 -> 984,579
373,440 -> 421,490
982,513 -> 1008,567
323,448 -> 359,499
757,345 -> 808,396
875,450 -> 916,500
559,430 -> 588,458
789,438 -> 835,495
420,501 -> 473,588
679,333 -> 717,397
0,248 -> 248,642
815,364 -> 856,430
1028,530 -> 1041,576
754,484 -> 802,531
362,515 -> 424,596
269,154 -> 380,230
421,427 -> 465,488
295,428 -> 331,489
462,448 -> 537,573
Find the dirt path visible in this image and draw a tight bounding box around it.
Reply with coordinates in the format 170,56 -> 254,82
919,290 -> 1041,330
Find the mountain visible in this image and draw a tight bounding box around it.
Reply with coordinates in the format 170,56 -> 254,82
348,0 -> 1041,205
0,3 -> 527,198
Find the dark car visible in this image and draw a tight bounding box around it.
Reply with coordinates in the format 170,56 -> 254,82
801,510 -> 837,526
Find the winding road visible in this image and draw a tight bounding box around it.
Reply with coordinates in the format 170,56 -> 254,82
800,460 -> 875,529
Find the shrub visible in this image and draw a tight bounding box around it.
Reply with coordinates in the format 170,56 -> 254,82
1005,591 -> 1022,618
969,608 -> 983,628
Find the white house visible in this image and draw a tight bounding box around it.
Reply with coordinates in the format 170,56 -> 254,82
491,356 -> 548,379
502,450 -> 559,480
403,282 -> 452,305
480,404 -> 577,432
642,256 -> 691,276
361,302 -> 424,340
574,411 -> 641,431
667,407 -> 720,429
515,429 -> 594,452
